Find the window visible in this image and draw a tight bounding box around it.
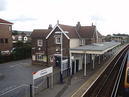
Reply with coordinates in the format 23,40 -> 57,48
9,26 -> 11,31
32,55 -> 36,61
37,39 -> 43,46
24,36 -> 28,41
5,39 -> 8,43
36,54 -> 44,61
80,39 -> 85,45
18,36 -> 22,41
0,39 -> 4,43
55,36 -> 61,44
36,54 -> 47,62
50,56 -> 54,62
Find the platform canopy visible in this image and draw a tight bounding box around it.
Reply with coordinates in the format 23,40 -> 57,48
70,42 -> 121,55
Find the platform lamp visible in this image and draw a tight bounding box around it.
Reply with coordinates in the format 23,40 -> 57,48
60,30 -> 63,83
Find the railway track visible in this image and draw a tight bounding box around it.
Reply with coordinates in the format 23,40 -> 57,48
82,45 -> 129,97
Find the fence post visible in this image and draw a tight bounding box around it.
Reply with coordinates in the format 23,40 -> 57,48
30,84 -> 33,97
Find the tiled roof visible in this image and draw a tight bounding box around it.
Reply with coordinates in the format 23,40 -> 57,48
58,24 -> 79,38
32,23 -> 102,39
97,31 -> 102,38
31,29 -> 51,38
77,26 -> 96,38
0,18 -> 13,24
58,24 -> 99,39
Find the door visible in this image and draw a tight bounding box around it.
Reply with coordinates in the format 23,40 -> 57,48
72,61 -> 75,75
76,60 -> 79,72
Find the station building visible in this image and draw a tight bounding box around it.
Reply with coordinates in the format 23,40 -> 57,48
70,42 -> 121,76
31,21 -> 121,89
31,21 -> 103,73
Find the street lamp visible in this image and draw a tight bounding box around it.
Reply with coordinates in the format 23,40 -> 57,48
57,31 -> 68,83
60,31 -> 63,83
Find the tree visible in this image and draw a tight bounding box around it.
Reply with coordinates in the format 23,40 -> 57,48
12,30 -> 18,35
104,34 -> 112,42
12,41 -> 31,60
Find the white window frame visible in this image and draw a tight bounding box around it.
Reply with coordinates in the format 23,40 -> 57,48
80,39 -> 85,45
9,26 -> 11,31
18,35 -> 22,41
55,36 -> 61,44
36,54 -> 47,62
36,54 -> 43,61
37,39 -> 43,47
24,36 -> 28,41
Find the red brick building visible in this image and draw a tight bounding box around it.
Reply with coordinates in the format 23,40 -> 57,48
31,22 -> 102,69
0,18 -> 13,54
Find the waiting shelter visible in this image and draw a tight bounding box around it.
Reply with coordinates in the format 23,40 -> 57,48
70,42 -> 121,76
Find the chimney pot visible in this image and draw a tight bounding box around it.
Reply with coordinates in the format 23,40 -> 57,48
76,21 -> 81,30
48,24 -> 52,29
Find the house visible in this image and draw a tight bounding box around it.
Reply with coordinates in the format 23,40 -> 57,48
12,31 -> 32,44
31,22 -> 102,71
111,35 -> 129,44
0,18 -> 13,54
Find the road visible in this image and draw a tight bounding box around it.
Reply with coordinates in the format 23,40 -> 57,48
0,59 -> 44,96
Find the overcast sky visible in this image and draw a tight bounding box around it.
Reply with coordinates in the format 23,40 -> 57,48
0,0 -> 129,35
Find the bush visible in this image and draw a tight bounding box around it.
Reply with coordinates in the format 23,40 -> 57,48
12,43 -> 31,60
0,41 -> 32,63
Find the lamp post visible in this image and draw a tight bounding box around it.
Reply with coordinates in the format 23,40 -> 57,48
60,31 -> 63,83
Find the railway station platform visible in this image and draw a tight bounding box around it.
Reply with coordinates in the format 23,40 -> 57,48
70,44 -> 127,97
36,44 -> 126,97
70,42 -> 121,76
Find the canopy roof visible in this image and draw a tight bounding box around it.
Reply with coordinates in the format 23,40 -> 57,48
70,42 -> 121,54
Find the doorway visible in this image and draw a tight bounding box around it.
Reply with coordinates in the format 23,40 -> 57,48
76,60 -> 79,72
72,61 -> 75,75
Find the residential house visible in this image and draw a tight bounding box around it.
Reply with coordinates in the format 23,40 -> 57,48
0,18 -> 13,54
31,22 -> 102,72
111,35 -> 129,44
12,31 -> 32,44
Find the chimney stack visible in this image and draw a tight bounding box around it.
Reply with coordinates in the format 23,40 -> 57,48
76,21 -> 81,31
92,22 -> 94,26
48,24 -> 52,29
57,20 -> 59,24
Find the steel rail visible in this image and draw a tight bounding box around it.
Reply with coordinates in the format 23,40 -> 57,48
95,46 -> 129,97
111,50 -> 128,97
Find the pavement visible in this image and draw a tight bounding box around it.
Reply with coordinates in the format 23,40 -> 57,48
0,59 -> 44,97
0,73 -> 4,80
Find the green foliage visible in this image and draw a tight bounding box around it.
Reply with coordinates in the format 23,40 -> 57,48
104,34 -> 112,42
12,41 -> 31,60
12,30 -> 18,35
0,41 -> 32,63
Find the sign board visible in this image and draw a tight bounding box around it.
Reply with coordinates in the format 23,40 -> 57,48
33,67 -> 53,80
62,59 -> 68,71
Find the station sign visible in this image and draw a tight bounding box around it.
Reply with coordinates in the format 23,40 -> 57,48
33,67 -> 53,80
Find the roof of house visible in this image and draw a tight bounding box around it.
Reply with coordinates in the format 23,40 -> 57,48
0,18 -> 13,24
32,23 -> 102,39
58,24 -> 79,38
97,31 -> 103,38
77,26 -> 96,38
31,29 -> 51,38
58,24 -> 102,39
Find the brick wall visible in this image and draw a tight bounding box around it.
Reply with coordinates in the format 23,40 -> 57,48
0,24 -> 12,51
47,27 -> 69,66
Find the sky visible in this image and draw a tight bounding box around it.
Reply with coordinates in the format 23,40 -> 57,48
0,0 -> 129,35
